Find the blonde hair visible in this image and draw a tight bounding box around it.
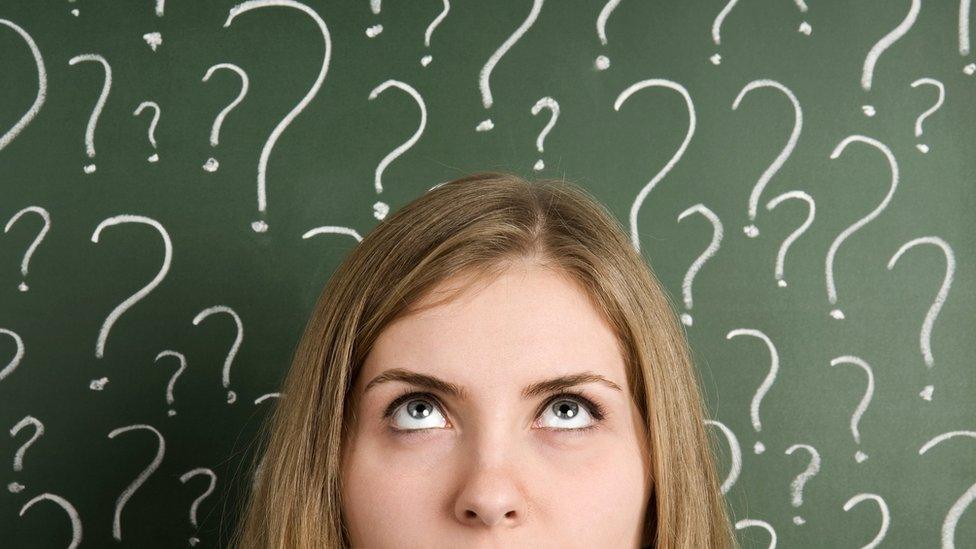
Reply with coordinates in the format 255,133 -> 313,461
229,171 -> 737,548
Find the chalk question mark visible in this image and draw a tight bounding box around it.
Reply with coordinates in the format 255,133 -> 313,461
132,101 -> 161,162
676,204 -> 723,327
764,191 -> 815,288
703,419 -> 743,495
224,0 -> 333,233
476,0 -> 544,131
919,430 -> 976,549
4,206 -> 51,292
825,135 -> 898,320
201,63 -> 249,173
19,493 -> 83,548
530,96 -> 558,171
8,415 -> 44,494
107,424 -> 165,542
887,236 -> 955,402
90,215 -> 173,360
613,78 -> 696,253
67,53 -> 112,174
594,0 -> 620,70
726,328 -> 779,454
0,328 -> 25,383
731,79 -> 802,239
155,350 -> 187,416
909,77 -> 945,154
367,79 -> 427,221
842,493 -> 890,549
142,0 -> 165,51
0,19 -> 46,153
420,0 -> 450,67
784,443 -> 820,525
829,355 -> 874,463
180,467 -> 217,546
192,305 -> 243,404
860,0 -> 920,116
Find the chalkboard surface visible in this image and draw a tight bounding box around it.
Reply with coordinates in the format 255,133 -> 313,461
1,1 -> 974,547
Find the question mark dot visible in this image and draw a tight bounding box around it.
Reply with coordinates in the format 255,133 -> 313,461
594,55 -> 610,71
148,153 -> 159,163
855,451 -> 868,463
251,220 -> 268,233
365,24 -> 383,38
793,516 -> 806,525
777,279 -> 788,288
70,8 -> 79,16
168,409 -> 177,417
680,313 -> 693,326
203,158 -> 220,172
7,482 -> 25,493
798,22 -> 812,35
373,201 -> 389,221
743,225 -> 759,238
919,385 -> 934,401
533,159 -> 545,171
709,53 -> 722,65
83,164 -> 96,174
963,63 -> 975,75
915,143 -> 929,154
754,441 -> 765,454
829,309 -> 845,320
227,391 -> 238,404
476,119 -> 494,132
421,55 -> 432,67
18,282 -> 28,292
189,537 -> 201,546
861,105 -> 876,117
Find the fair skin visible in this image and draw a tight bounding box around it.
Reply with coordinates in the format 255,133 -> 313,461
340,262 -> 652,548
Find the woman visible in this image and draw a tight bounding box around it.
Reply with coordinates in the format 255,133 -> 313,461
230,172 -> 737,548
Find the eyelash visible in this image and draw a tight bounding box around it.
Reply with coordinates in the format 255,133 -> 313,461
381,389 -> 608,437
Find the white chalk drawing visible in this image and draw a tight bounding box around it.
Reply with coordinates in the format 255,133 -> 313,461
8,415 -> 44,493
735,518 -> 777,548
107,423 -> 165,542
784,443 -> 821,525
301,226 -> 363,242
842,493 -> 890,549
476,0 -> 544,131
731,79 -> 803,238
254,392 -> 282,405
613,78 -> 696,254
530,96 -> 559,171
201,63 -> 249,173
132,101 -> 161,162
367,79 -> 427,221
704,419 -> 742,495
726,328 -> 779,455
4,206 -> 51,292
676,203 -> 723,327
861,0 -> 921,115
192,305 -> 244,404
67,53 -> 112,174
90,215 -> 173,360
829,355 -> 875,463
909,77 -> 945,153
179,467 -> 217,546
224,0 -> 333,233
887,236 -> 954,402
154,350 -> 187,416
826,135 -> 899,320
594,0 -> 622,70
420,0 -> 450,67
919,430 -> 976,549
764,190 -> 816,288
0,19 -> 46,152
19,493 -> 82,548
0,328 -> 25,382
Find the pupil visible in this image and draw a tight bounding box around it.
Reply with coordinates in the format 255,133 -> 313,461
554,401 -> 577,419
409,401 -> 431,418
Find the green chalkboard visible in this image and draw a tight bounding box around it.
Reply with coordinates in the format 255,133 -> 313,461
1,0 -> 974,547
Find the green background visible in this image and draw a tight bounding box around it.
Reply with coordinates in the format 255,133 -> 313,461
1,0 -> 974,546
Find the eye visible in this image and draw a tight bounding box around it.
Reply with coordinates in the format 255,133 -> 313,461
383,390 -> 607,435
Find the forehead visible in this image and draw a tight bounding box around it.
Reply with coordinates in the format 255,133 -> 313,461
360,264 -> 627,391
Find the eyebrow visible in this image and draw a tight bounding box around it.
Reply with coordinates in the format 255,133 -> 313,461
363,368 -> 623,400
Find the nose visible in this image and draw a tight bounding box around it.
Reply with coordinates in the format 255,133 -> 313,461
453,466 -> 527,528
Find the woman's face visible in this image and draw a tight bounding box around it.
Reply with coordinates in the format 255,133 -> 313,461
341,263 -> 652,548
